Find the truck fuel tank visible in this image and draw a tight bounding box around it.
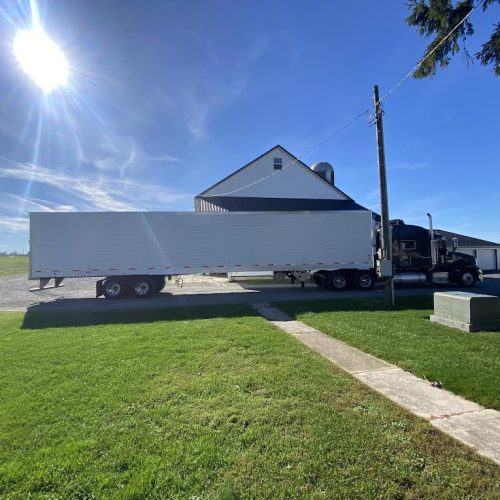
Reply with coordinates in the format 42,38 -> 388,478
393,272 -> 427,285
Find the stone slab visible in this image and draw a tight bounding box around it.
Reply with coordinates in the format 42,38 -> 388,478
434,291 -> 500,324
354,367 -> 483,419
430,314 -> 500,333
270,320 -> 318,334
432,409 -> 500,464
295,331 -> 393,374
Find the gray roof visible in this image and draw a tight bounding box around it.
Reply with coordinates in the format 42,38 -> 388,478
436,229 -> 500,248
196,196 -> 369,212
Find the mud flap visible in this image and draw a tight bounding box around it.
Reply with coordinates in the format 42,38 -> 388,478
96,279 -> 105,298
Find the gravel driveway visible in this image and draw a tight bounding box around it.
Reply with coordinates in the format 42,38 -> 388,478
1,273 -> 499,313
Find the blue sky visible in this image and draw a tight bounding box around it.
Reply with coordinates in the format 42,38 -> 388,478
0,0 -> 499,252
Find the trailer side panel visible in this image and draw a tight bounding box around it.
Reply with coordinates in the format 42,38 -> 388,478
29,211 -> 373,279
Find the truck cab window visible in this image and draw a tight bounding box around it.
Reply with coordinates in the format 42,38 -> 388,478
401,240 -> 416,250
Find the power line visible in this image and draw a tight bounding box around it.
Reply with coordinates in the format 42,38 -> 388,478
208,0 -> 484,198
377,0 -> 484,105
211,110 -> 370,197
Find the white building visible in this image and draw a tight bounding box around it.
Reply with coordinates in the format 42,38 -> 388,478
195,145 -> 368,213
436,230 -> 500,273
195,145 -> 500,273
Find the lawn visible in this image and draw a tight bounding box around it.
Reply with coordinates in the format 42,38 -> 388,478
278,296 -> 500,410
1,306 -> 499,498
0,255 -> 29,276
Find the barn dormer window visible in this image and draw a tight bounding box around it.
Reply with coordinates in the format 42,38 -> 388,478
273,157 -> 282,170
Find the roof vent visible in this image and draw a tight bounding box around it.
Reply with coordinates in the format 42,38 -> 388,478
311,161 -> 334,185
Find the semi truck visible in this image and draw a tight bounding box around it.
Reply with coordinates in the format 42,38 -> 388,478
29,210 -> 482,299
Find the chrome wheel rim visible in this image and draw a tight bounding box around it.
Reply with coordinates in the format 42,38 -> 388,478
333,275 -> 347,289
105,282 -> 121,297
134,281 -> 150,296
358,274 -> 372,288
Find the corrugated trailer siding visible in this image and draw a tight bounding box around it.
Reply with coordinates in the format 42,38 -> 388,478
30,211 -> 373,278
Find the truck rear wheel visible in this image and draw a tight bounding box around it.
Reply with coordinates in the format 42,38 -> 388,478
354,271 -> 375,290
132,277 -> 156,298
152,276 -> 166,293
327,271 -> 349,291
103,278 -> 126,299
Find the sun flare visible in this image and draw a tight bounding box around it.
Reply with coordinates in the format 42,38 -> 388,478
13,29 -> 69,92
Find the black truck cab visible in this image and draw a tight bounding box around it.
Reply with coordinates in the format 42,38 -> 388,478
390,220 -> 482,287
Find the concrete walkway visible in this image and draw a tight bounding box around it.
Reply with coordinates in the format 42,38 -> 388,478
252,302 -> 500,466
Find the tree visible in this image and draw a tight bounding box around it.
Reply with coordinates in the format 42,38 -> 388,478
406,0 -> 500,77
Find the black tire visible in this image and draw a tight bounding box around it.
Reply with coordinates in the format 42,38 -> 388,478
131,277 -> 156,298
354,270 -> 376,290
313,272 -> 328,288
152,276 -> 166,293
458,270 -> 476,288
327,271 -> 349,291
103,278 -> 126,299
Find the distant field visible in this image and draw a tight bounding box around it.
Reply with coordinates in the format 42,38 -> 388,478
0,256 -> 28,277
0,305 -> 499,498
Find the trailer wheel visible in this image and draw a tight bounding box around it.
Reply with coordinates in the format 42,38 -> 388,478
132,277 -> 155,298
152,276 -> 166,293
354,271 -> 375,290
327,271 -> 349,291
458,271 -> 476,288
103,278 -> 126,299
313,272 -> 328,288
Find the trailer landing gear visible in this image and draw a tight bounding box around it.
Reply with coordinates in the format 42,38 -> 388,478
29,277 -> 64,292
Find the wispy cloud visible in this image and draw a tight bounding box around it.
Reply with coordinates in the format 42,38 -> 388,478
0,158 -> 193,234
93,139 -> 137,176
182,37 -> 268,141
391,161 -> 430,171
0,193 -> 76,213
150,153 -> 183,163
0,217 -> 29,232
391,195 -> 459,227
359,188 -> 380,204
77,133 -> 182,177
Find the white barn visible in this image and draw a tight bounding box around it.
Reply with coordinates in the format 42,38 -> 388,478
195,145 -> 500,274
195,145 -> 368,213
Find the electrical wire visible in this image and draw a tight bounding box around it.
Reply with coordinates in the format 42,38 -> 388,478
208,0 -> 485,198
377,0 -> 485,105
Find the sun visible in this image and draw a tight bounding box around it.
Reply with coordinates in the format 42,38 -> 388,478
13,29 -> 69,92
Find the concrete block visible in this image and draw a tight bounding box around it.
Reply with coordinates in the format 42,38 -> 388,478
355,368 -> 483,419
432,409 -> 500,464
431,292 -> 500,332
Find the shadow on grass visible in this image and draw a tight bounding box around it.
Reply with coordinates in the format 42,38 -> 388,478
275,295 -> 434,316
22,303 -> 258,330
21,295 -> 434,330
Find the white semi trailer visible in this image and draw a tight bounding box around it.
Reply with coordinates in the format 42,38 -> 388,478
29,210 -> 376,298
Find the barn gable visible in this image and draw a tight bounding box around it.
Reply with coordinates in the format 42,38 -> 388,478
197,145 -> 350,200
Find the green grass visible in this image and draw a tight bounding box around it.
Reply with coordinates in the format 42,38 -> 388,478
1,306 -> 499,498
278,296 -> 500,410
0,255 -> 28,276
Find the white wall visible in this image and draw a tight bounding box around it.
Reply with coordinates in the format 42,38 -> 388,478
458,247 -> 500,271
202,147 -> 348,200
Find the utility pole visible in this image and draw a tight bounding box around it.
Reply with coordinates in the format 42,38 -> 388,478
373,85 -> 395,307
